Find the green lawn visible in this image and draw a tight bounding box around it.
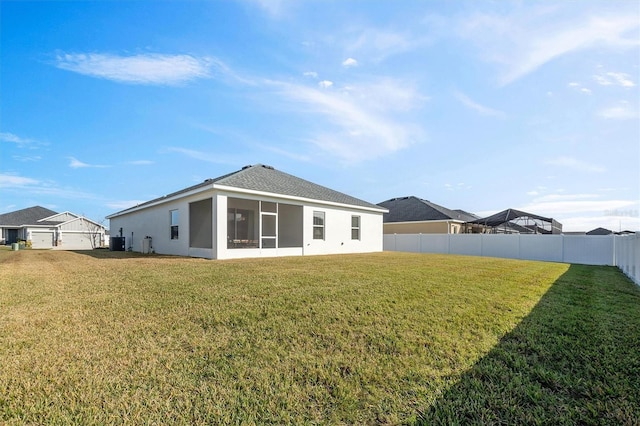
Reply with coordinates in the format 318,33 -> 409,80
1,249 -> 638,424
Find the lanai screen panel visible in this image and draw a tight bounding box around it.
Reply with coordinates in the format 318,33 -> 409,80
190,198 -> 213,249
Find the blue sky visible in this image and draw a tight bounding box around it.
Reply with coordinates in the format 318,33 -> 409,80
1,0 -> 638,232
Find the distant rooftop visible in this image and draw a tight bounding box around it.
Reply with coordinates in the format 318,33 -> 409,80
377,196 -> 477,223
0,206 -> 59,226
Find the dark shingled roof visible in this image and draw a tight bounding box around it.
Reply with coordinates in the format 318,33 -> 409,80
586,227 -> 613,235
377,196 -> 476,223
0,206 -> 59,226
469,208 -> 553,227
109,164 -> 384,217
454,209 -> 480,221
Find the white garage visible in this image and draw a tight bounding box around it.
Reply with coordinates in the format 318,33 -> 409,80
60,232 -> 101,250
30,231 -> 55,249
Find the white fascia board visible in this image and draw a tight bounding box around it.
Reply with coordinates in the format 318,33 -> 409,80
213,184 -> 388,214
106,184 -> 215,219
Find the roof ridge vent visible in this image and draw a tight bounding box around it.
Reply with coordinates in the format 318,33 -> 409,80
242,165 -> 252,170
262,164 -> 274,170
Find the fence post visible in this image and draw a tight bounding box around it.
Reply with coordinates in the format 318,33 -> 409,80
518,234 -> 522,260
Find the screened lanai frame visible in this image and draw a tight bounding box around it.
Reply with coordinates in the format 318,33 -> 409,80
464,208 -> 562,234
227,197 -> 303,249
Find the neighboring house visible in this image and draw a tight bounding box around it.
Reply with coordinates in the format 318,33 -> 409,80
106,164 -> 388,259
586,227 -> 613,236
0,206 -> 107,249
377,196 -> 478,234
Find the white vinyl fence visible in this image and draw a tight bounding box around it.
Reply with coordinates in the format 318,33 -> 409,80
615,234 -> 640,285
384,233 -> 640,285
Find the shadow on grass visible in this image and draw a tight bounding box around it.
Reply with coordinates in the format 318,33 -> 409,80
418,264 -> 640,426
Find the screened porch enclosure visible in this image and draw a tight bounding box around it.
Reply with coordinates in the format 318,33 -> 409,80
227,197 -> 303,249
189,198 -> 213,249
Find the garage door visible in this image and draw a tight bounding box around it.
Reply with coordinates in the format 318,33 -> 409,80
31,231 -> 54,249
61,233 -> 100,250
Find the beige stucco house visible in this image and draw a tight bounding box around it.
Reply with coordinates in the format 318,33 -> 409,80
377,196 -> 478,235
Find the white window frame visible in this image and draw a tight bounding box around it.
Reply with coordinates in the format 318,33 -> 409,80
351,215 -> 360,240
313,211 -> 325,240
170,209 -> 179,240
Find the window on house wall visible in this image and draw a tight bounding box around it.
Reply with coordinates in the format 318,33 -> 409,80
351,215 -> 360,240
170,209 -> 179,240
313,211 -> 325,240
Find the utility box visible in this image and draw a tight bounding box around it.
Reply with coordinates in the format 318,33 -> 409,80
142,237 -> 152,254
110,237 -> 125,251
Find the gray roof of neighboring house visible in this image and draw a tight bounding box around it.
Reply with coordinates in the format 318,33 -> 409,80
586,227 -> 613,235
454,209 -> 480,221
0,206 -> 59,227
469,208 -> 553,226
377,196 -> 476,223
109,164 -> 385,217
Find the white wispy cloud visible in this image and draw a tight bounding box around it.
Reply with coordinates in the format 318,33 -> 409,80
0,173 -> 96,199
342,57 -> 358,67
546,156 -> 605,173
271,78 -> 426,162
593,72 -> 635,87
261,145 -> 311,162
0,173 -> 40,186
445,182 -> 471,191
68,157 -> 110,169
303,71 -> 318,78
567,82 -> 592,95
126,160 -> 154,166
12,155 -> 42,162
0,132 -> 47,149
559,215 -> 639,233
518,192 -> 640,231
54,53 -> 214,85
165,147 -> 237,165
318,80 -> 334,88
344,27 -> 433,63
0,132 -> 31,146
459,6 -> 640,85
598,101 -> 638,120
247,0 -> 289,18
520,195 -> 636,216
454,91 -> 506,118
